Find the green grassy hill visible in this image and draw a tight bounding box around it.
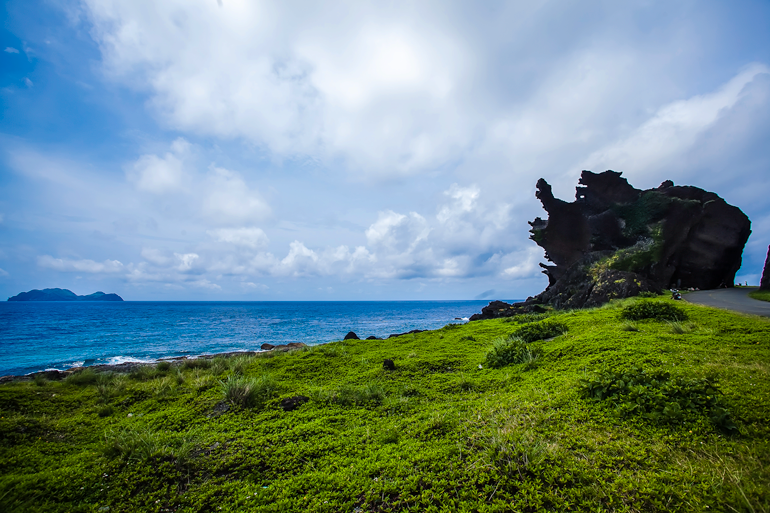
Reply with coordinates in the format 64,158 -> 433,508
2,297 -> 769,512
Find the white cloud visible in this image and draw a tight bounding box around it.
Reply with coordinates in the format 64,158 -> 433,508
0,267 -> 9,277
24,78 -> 33,88
4,47 -> 19,54
127,137 -> 190,193
174,253 -> 199,272
203,166 -> 271,224
208,227 -> 269,248
37,255 -> 125,273
582,63 -> 770,178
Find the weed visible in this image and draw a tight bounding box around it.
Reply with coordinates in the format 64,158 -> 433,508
620,321 -> 640,332
668,321 -> 698,334
103,426 -> 199,466
181,358 -> 211,370
485,336 -> 541,369
219,374 -> 277,408
32,374 -> 47,387
156,361 -> 172,372
65,368 -> 99,386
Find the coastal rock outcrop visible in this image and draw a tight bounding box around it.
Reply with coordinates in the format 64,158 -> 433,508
761,246 -> 770,291
472,170 -> 751,319
8,288 -> 123,301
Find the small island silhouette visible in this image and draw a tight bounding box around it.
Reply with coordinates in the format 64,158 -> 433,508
7,288 -> 123,301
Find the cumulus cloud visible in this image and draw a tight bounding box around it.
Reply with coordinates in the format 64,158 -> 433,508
37,255 -> 125,273
203,166 -> 271,224
4,47 -> 19,54
127,137 -> 190,193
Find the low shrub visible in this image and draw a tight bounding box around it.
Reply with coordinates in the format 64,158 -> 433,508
97,405 -> 114,417
156,361 -> 171,372
579,366 -> 735,432
637,291 -> 659,298
219,374 -> 277,409
65,368 -> 99,386
103,427 -> 199,465
620,300 -> 687,321
181,358 -> 211,370
511,320 -> 568,342
485,337 -> 540,369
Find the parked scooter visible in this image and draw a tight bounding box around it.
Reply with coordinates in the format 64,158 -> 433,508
670,289 -> 682,300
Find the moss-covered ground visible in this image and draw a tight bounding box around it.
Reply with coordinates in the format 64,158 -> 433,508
1,297 -> 769,512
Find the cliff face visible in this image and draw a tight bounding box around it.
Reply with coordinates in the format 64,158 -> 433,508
761,246 -> 770,291
471,170 -> 751,319
527,171 -> 751,309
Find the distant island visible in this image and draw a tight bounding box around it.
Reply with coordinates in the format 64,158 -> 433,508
7,288 -> 123,302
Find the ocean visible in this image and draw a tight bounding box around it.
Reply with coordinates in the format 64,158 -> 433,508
0,300 -> 505,376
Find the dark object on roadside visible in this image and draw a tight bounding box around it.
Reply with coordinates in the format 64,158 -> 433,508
366,336 -> 381,340
383,359 -> 396,371
761,246 -> 770,291
280,395 -> 309,412
260,343 -> 276,350
387,329 -> 425,339
8,288 -> 124,301
670,289 -> 682,300
344,331 -> 360,340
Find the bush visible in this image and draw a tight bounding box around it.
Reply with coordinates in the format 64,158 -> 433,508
579,366 -> 735,432
637,291 -> 659,298
485,337 -> 540,369
156,361 -> 171,372
181,358 -> 212,370
511,320 -> 568,342
219,374 -> 277,409
620,300 -> 687,321
65,368 -> 99,386
103,427 -> 199,465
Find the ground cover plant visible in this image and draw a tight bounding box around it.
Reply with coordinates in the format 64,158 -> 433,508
749,289 -> 770,302
1,298 -> 769,512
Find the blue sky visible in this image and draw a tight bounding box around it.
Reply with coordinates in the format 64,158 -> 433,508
1,0 -> 769,301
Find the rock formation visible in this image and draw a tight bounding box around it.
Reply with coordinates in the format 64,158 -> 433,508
8,288 -> 123,301
761,246 -> 770,291
471,170 -> 751,319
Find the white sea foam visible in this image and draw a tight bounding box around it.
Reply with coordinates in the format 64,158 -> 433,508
106,356 -> 157,365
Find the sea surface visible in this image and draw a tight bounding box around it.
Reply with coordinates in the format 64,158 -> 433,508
0,300 -> 508,376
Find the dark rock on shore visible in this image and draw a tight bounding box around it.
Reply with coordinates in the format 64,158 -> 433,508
280,395 -> 309,411
761,246 -> 770,291
261,343 -> 276,350
344,331 -> 360,340
383,359 -> 396,371
387,329 -> 425,339
366,336 -> 381,340
8,288 -> 124,301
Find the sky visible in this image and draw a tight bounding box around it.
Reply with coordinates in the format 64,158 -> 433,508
1,0 -> 769,301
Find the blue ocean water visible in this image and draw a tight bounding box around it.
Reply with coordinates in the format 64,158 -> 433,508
0,300 -> 505,376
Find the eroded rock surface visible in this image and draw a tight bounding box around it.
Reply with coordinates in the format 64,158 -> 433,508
472,170 -> 751,318
761,246 -> 770,291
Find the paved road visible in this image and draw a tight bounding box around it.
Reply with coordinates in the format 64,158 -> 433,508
684,287 -> 770,317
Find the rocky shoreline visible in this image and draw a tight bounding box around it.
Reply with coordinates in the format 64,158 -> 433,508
0,326 -> 450,383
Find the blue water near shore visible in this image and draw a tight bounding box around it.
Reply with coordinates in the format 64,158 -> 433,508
0,300 -> 507,376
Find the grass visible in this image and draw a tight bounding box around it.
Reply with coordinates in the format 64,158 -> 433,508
1,297 -> 769,512
750,289 -> 770,302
